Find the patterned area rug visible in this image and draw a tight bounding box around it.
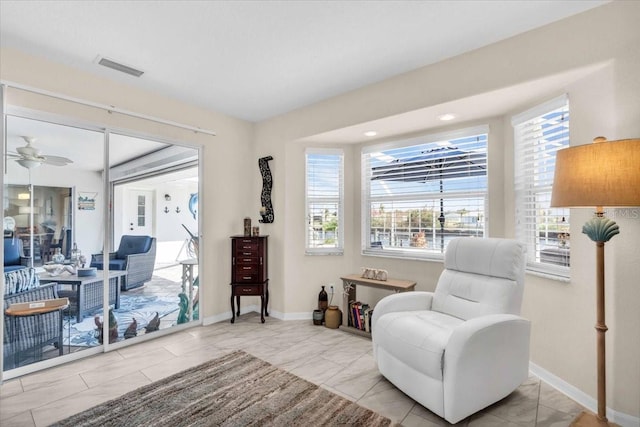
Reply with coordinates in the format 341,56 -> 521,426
51,350 -> 396,427
65,293 -> 180,346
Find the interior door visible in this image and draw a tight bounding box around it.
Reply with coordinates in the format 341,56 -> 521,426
126,189 -> 153,235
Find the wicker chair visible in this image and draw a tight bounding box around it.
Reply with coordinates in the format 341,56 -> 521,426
90,235 -> 157,291
3,269 -> 64,368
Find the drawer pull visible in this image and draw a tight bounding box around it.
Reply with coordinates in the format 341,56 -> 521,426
243,252 -> 252,256
243,276 -> 252,280
242,266 -> 252,270
242,288 -> 253,292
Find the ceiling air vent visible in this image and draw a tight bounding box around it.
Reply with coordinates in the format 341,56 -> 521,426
98,57 -> 144,77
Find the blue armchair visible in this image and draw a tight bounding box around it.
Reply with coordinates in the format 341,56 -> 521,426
90,235 -> 156,291
4,237 -> 29,273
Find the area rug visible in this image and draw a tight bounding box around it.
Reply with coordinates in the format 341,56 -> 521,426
50,350 -> 395,427
65,293 -> 180,347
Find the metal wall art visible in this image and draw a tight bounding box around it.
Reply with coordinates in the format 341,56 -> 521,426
259,156 -> 274,223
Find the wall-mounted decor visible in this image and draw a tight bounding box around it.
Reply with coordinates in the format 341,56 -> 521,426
258,156 -> 274,223
189,193 -> 198,219
78,192 -> 97,210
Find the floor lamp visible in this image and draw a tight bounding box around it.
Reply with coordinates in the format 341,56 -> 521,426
551,137 -> 640,426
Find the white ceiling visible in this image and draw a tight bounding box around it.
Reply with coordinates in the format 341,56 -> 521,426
0,0 -> 608,123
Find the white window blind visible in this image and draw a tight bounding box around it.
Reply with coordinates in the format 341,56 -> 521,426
305,149 -> 344,254
513,95 -> 571,276
362,127 -> 488,259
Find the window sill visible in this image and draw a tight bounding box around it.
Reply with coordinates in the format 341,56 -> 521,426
305,250 -> 344,256
526,268 -> 570,283
362,249 -> 444,263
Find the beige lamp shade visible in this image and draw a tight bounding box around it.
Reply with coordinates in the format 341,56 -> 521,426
550,137 -> 640,208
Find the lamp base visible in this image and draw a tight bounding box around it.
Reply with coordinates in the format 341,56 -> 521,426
570,411 -> 619,427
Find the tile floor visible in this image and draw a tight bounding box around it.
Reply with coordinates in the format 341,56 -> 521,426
0,312 -> 587,427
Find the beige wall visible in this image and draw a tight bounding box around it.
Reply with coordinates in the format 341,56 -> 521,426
255,1 -> 640,419
1,0 -> 638,420
0,46 -> 255,320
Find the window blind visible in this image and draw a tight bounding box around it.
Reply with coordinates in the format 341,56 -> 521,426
305,149 -> 344,254
362,127 -> 488,258
513,95 -> 571,275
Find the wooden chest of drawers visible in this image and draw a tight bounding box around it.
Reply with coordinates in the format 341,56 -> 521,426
230,235 -> 269,323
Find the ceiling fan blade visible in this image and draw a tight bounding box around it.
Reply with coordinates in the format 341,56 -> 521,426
42,155 -> 73,166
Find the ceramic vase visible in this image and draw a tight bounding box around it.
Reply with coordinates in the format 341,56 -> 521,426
324,305 -> 342,329
312,309 -> 323,326
52,248 -> 65,264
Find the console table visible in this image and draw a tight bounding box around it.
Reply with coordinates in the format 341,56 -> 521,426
340,274 -> 416,337
230,235 -> 269,323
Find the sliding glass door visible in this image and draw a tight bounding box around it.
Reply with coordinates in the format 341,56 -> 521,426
2,114 -> 200,375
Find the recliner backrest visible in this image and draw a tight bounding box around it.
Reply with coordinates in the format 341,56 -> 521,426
116,235 -> 153,259
432,237 -> 526,320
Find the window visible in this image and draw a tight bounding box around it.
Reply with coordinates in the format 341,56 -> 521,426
513,95 -> 570,276
305,149 -> 344,254
362,126 -> 488,259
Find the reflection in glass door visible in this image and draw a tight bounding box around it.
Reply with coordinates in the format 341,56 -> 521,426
3,115 -> 104,371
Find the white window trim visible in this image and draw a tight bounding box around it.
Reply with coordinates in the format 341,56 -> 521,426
305,148 -> 344,255
513,94 -> 571,279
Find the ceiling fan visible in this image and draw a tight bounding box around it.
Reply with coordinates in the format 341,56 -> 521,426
8,136 -> 73,169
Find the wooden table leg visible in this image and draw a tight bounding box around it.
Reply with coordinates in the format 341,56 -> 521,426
230,292 -> 235,324
260,295 -> 265,323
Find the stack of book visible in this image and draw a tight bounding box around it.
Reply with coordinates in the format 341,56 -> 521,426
348,301 -> 373,333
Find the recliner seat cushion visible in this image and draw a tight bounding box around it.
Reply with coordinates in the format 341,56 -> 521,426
375,310 -> 463,380
91,259 -> 127,271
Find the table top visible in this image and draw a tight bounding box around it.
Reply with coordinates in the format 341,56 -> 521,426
340,274 -> 416,291
5,298 -> 69,316
39,269 -> 127,284
180,258 -> 198,266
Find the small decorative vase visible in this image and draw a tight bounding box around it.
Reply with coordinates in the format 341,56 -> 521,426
312,309 -> 323,326
318,286 -> 328,312
324,305 -> 342,329
52,248 -> 65,264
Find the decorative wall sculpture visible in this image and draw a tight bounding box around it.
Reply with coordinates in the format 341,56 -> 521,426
258,156 -> 274,223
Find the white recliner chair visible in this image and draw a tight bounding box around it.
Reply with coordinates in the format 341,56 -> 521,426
371,237 -> 530,424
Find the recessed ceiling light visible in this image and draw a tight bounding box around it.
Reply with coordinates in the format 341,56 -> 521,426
438,113 -> 457,121
364,131 -> 378,137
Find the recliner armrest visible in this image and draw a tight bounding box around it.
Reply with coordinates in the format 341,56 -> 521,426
371,291 -> 433,332
443,314 -> 531,423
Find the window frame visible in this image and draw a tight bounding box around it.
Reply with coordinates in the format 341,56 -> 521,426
305,148 -> 344,255
512,94 -> 571,279
361,125 -> 489,261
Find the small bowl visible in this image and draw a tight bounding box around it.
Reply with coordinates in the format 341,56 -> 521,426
77,267 -> 97,277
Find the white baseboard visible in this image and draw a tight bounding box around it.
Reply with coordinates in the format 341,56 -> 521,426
529,362 -> 639,427
202,305 -> 305,324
